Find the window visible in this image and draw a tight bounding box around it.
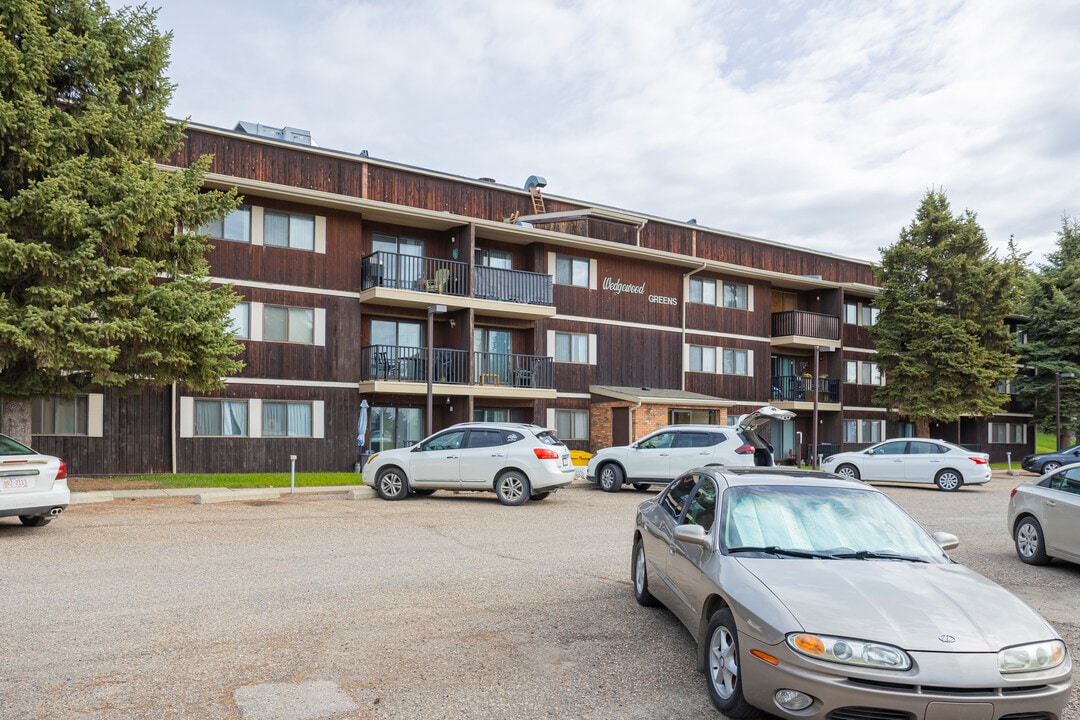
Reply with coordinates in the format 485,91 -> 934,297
689,345 -> 717,373
264,306 -> 315,343
722,348 -> 749,375
669,408 -> 720,424
200,206 -> 251,243
660,474 -> 698,518
722,282 -> 749,309
843,360 -> 882,385
897,422 -> 916,438
554,409 -> 589,440
474,408 -> 512,423
194,400 -> 248,436
555,254 -> 590,288
844,300 -> 878,326
475,248 -> 512,269
370,406 -> 423,451
372,233 -> 425,289
689,278 -> 717,305
421,430 -> 466,451
264,210 -> 315,251
842,419 -> 883,443
989,422 -> 1026,444
844,302 -> 858,325
32,396 -> 88,435
262,402 -> 313,437
997,378 -> 1017,394
465,429 -> 508,448
555,332 -> 589,363
229,303 -> 250,339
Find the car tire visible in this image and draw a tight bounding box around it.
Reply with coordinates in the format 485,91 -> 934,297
1043,461 -> 1061,473
935,469 -> 963,491
632,538 -> 659,607
632,483 -> 652,492
19,515 -> 52,527
705,609 -> 760,718
834,463 -> 860,481
375,467 -> 409,501
597,463 -> 624,492
531,492 -> 551,501
412,489 -> 436,496
1015,516 -> 1051,565
495,471 -> 530,506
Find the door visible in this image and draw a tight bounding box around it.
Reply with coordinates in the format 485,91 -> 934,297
664,474 -> 718,627
666,431 -> 722,477
474,328 -> 512,384
408,429 -> 465,488
859,440 -> 909,481
612,406 -> 631,447
903,440 -> 947,483
773,419 -> 796,464
629,431 -> 678,481
1046,467 -> 1080,559
458,428 -> 511,489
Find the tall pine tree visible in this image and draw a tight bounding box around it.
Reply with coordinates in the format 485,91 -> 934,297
1016,216 -> 1080,443
0,1 -> 243,444
871,189 -> 1022,436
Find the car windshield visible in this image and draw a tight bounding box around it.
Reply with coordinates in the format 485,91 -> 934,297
721,485 -> 949,563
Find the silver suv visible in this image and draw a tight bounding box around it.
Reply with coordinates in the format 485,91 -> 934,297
586,406 -> 794,492
364,422 -> 576,506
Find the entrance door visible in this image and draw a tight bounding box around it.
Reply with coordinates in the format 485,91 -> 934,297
773,419 -> 796,464
474,328 -> 512,384
612,406 -> 630,446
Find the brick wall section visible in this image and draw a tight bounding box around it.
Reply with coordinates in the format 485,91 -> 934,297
589,401 -> 730,452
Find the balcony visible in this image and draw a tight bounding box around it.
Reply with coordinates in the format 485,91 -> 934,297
770,375 -> 840,409
771,310 -> 841,349
360,252 -> 554,319
360,345 -> 555,398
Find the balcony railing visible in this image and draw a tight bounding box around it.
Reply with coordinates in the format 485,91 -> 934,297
362,345 -> 553,388
361,251 -> 553,306
771,310 -> 840,341
770,375 -> 840,403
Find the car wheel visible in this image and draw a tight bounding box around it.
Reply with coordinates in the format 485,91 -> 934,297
531,491 -> 551,501
1015,516 -> 1051,565
375,467 -> 409,501
19,515 -> 52,527
412,489 -> 436,496
834,463 -> 860,481
632,538 -> 659,607
705,609 -> 760,718
935,469 -> 962,491
1043,461 -> 1061,473
598,463 -> 624,492
632,483 -> 652,492
495,471 -> 530,506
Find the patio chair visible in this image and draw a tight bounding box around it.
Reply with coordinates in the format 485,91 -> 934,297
425,267 -> 450,293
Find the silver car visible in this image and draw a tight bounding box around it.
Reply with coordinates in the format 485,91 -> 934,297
586,406 -> 794,492
1009,462 -> 1080,566
0,434 -> 69,527
364,422 -> 575,506
821,438 -> 991,491
633,466 -> 1072,718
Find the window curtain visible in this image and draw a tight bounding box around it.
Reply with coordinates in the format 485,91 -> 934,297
290,215 -> 315,251
287,403 -> 312,437
195,400 -> 221,436
288,308 -> 314,343
264,211 -> 290,247
263,403 -> 287,436
223,401 -> 247,436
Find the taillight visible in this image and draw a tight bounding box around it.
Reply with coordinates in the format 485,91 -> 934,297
1010,488 -> 1018,498
969,456 -> 988,465
533,447 -> 560,460
734,444 -> 755,455
56,460 -> 67,480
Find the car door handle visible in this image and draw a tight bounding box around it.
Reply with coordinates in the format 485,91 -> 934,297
489,453 -> 504,457
1047,500 -> 1057,507
446,455 -> 458,459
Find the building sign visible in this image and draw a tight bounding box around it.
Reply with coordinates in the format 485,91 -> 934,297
602,277 -> 678,306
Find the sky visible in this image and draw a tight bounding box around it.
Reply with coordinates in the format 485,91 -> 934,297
123,0 -> 1080,265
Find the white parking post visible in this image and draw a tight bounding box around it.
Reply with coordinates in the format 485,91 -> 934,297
290,454 -> 297,494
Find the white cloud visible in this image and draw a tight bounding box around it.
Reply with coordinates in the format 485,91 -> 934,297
128,0 -> 1080,263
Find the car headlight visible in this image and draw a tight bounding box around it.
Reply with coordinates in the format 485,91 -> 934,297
998,640 -> 1067,673
788,633 -> 911,670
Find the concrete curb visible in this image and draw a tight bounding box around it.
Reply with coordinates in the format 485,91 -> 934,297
194,488 -> 282,504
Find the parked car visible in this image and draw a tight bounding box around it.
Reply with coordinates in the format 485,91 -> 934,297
1021,443 -> 1080,475
1009,463 -> 1080,566
586,406 -> 794,492
632,466 -> 1072,718
0,434 -> 69,527
820,438 -> 990,491
363,422 -> 575,506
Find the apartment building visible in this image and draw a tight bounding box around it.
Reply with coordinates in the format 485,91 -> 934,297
28,121 -> 1033,474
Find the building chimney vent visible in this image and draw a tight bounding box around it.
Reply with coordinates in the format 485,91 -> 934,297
234,121 -> 313,146
524,175 -> 547,191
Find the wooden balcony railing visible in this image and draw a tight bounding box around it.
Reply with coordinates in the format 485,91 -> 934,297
771,310 -> 840,341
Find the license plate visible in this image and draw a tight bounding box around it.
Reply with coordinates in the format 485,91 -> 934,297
561,456 -> 570,468
2,477 -> 30,490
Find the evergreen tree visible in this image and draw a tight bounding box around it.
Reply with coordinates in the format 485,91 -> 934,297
871,189 -> 1022,436
0,0 -> 243,443
1015,216 -> 1080,444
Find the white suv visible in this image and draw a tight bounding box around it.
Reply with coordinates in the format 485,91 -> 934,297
364,422 -> 576,506
0,434 -> 70,527
586,406 -> 794,492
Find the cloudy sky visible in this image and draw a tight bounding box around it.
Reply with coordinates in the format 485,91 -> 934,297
127,0 -> 1080,264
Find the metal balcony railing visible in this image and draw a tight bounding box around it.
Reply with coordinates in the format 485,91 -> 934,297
771,310 -> 840,341
361,251 -> 553,306
474,266 -> 553,306
770,375 -> 840,403
474,352 -> 553,388
362,345 -> 552,388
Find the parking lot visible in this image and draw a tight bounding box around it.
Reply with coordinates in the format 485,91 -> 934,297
2,474 -> 1078,720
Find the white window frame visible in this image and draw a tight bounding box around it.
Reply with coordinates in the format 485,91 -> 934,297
988,422 -> 1026,444
721,281 -> 750,310
689,277 -> 717,306
844,360 -> 883,385
548,330 -> 596,364
722,348 -> 751,376
180,397 -> 324,438
262,401 -> 314,437
844,300 -> 878,326
548,252 -> 595,289
200,205 -> 252,243
31,393 -> 104,437
229,302 -> 250,339
689,345 -> 717,373
551,409 -> 589,441
843,419 -> 884,443
259,305 -> 326,346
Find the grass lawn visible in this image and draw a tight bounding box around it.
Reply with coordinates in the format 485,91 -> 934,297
68,472 -> 363,492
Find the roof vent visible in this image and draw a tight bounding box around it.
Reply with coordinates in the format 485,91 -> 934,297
524,175 -> 547,191
687,218 -> 697,225
478,177 -> 496,183
234,121 -> 313,146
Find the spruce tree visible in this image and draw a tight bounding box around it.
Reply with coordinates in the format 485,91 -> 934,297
871,189 -> 1022,436
0,0 -> 243,443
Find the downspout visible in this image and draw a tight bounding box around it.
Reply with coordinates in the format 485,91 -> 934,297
171,382 -> 178,474
681,262 -> 709,391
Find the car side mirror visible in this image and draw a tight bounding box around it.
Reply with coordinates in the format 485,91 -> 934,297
932,531 -> 959,551
673,524 -> 710,548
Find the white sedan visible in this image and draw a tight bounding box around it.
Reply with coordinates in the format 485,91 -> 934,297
0,434 -> 70,527
821,438 -> 990,491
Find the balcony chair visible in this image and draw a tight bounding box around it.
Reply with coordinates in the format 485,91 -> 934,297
425,267 -> 450,293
